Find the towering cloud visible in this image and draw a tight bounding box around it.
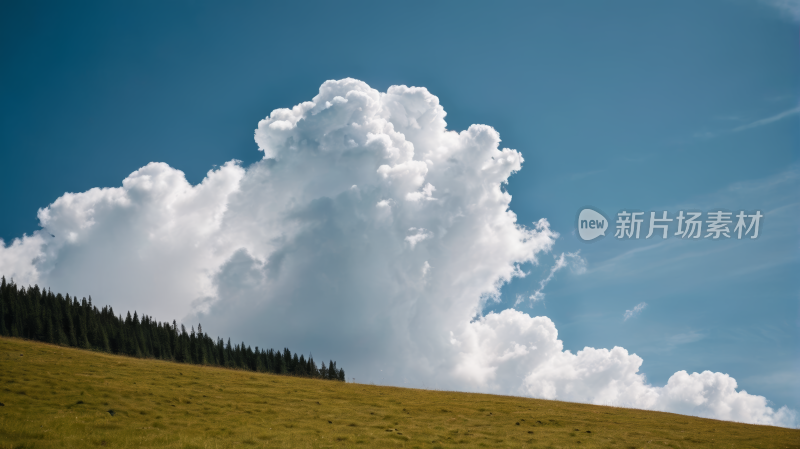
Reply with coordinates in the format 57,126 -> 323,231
0,79 -> 795,427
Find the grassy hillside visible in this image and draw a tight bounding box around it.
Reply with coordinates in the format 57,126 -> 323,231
1,337 -> 797,448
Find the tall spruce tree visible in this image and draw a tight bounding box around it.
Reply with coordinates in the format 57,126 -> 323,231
0,280 -> 342,380
1,279 -> 9,336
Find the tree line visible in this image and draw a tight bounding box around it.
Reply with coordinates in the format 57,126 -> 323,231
0,277 -> 345,381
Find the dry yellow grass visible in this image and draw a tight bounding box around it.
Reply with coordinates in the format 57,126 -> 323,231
0,336 -> 798,448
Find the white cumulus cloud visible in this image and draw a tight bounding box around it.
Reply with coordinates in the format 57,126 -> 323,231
0,79 -> 795,427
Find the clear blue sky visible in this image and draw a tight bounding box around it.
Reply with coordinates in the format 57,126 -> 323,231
2,0 -> 798,409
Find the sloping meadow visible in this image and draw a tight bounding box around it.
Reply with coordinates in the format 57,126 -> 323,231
1,337 -> 798,448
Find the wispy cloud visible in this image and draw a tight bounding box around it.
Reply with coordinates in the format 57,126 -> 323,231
731,105 -> 800,132
726,164 -> 799,194
645,330 -> 707,353
517,251 -> 586,306
764,0 -> 800,22
667,330 -> 705,345
695,105 -> 799,140
623,302 -> 647,321
591,242 -> 668,274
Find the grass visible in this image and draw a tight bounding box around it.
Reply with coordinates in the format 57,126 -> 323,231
0,337 -> 798,448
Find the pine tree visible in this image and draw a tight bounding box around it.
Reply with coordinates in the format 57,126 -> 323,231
100,326 -> 111,352
246,345 -> 255,371
45,312 -> 55,344
283,348 -> 293,373
255,347 -> 266,372
77,314 -> 90,349
190,326 -> 197,363
0,282 -> 8,336
0,283 -> 343,380
307,355 -> 317,378
225,338 -> 233,367
292,353 -> 300,375
65,298 -> 77,347
298,354 -> 307,376
9,282 -> 19,337
278,357 -> 289,374
320,362 -> 328,379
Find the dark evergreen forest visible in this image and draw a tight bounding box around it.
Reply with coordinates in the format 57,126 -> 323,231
0,277 -> 345,381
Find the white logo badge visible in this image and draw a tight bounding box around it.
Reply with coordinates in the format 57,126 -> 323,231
578,208 -> 608,241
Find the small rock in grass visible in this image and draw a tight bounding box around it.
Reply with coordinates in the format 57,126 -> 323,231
107,410 -> 115,416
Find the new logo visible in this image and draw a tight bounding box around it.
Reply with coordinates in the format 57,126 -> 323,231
577,208 -> 608,241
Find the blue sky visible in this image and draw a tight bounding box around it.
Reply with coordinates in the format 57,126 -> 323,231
1,1 -> 798,414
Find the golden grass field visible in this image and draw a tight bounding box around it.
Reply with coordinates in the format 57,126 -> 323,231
0,337 -> 798,448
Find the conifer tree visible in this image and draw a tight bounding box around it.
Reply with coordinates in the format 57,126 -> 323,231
0,276 -> 6,336
255,348 -> 266,372
100,326 -> 111,352
278,357 -> 289,374
77,314 -> 90,349
65,298 -> 77,346
320,362 -> 329,379
45,313 -> 55,344
283,348 -> 293,373
0,280 -> 343,380
307,355 -> 317,378
225,338 -> 233,367
0,294 -> 7,336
